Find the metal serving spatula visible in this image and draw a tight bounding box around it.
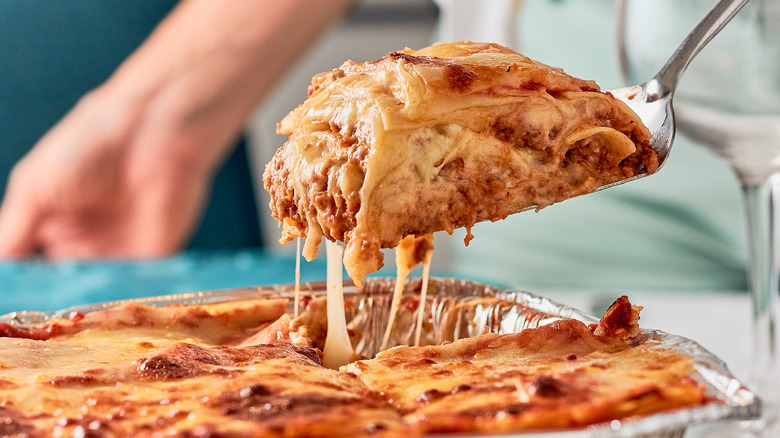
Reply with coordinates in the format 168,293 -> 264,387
602,0 -> 750,189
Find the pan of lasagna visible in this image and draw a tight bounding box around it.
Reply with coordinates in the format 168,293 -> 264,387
0,277 -> 760,437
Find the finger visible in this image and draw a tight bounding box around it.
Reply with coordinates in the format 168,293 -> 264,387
38,216 -> 113,260
0,194 -> 40,258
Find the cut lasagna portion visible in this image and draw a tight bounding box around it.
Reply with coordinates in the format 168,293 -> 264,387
345,297 -> 707,434
0,301 -> 404,437
263,41 -> 659,283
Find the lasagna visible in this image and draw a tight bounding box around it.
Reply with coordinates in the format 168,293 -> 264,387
263,41 -> 659,283
0,294 -> 709,437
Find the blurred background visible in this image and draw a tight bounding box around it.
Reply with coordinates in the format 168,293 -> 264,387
0,0 -> 440,311
0,0 -> 757,387
254,0 -> 746,298
0,0 -> 747,309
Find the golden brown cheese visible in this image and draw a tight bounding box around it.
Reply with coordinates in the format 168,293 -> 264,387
0,295 -> 709,437
0,299 -> 288,344
263,41 -> 659,283
345,321 -> 705,434
0,301 -> 403,437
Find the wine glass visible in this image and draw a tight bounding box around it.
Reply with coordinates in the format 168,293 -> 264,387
619,0 -> 780,433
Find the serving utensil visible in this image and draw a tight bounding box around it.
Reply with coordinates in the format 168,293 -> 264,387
603,0 -> 750,188
618,0 -> 780,433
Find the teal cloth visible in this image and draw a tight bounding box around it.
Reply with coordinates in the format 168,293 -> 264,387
0,250 -> 327,314
0,249 -> 426,314
0,0 -> 262,250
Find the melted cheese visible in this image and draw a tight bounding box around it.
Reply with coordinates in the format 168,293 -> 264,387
0,299 -> 407,437
295,237 -> 302,319
381,239 -> 415,351
322,241 -> 355,369
0,294 -> 711,436
346,321 -> 707,433
414,255 -> 433,347
0,341 -> 401,436
264,41 -> 659,285
381,235 -> 434,351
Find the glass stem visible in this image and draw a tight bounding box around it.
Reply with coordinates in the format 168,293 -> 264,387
742,177 -> 780,400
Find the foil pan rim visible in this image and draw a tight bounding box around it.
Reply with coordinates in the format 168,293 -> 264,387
0,278 -> 600,325
0,277 -> 761,437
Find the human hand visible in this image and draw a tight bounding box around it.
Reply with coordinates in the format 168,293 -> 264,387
0,0 -> 354,260
0,89 -> 213,259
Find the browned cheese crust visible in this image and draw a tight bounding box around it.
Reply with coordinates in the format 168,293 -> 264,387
0,301 -> 403,437
263,41 -> 659,282
0,296 -> 708,437
345,296 -> 706,434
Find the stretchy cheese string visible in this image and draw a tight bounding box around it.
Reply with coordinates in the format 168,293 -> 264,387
382,235 -> 434,351
381,245 -> 415,352
323,241 -> 355,369
294,237 -> 301,319
414,253 -> 433,347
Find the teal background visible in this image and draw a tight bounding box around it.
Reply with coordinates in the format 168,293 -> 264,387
0,0 -> 262,251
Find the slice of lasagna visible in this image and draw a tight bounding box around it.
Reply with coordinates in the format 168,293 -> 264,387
345,297 -> 706,433
263,41 -> 659,283
0,301 -> 405,437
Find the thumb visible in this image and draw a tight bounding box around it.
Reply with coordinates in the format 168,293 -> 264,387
0,194 -> 40,258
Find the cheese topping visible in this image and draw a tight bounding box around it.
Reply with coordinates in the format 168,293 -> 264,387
295,237 -> 302,319
263,41 -> 658,284
0,295 -> 708,436
322,241 -> 355,369
381,234 -> 434,351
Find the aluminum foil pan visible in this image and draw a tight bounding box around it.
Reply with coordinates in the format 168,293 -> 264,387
0,277 -> 760,438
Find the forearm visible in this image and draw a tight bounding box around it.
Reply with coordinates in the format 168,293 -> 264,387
99,0 -> 355,175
